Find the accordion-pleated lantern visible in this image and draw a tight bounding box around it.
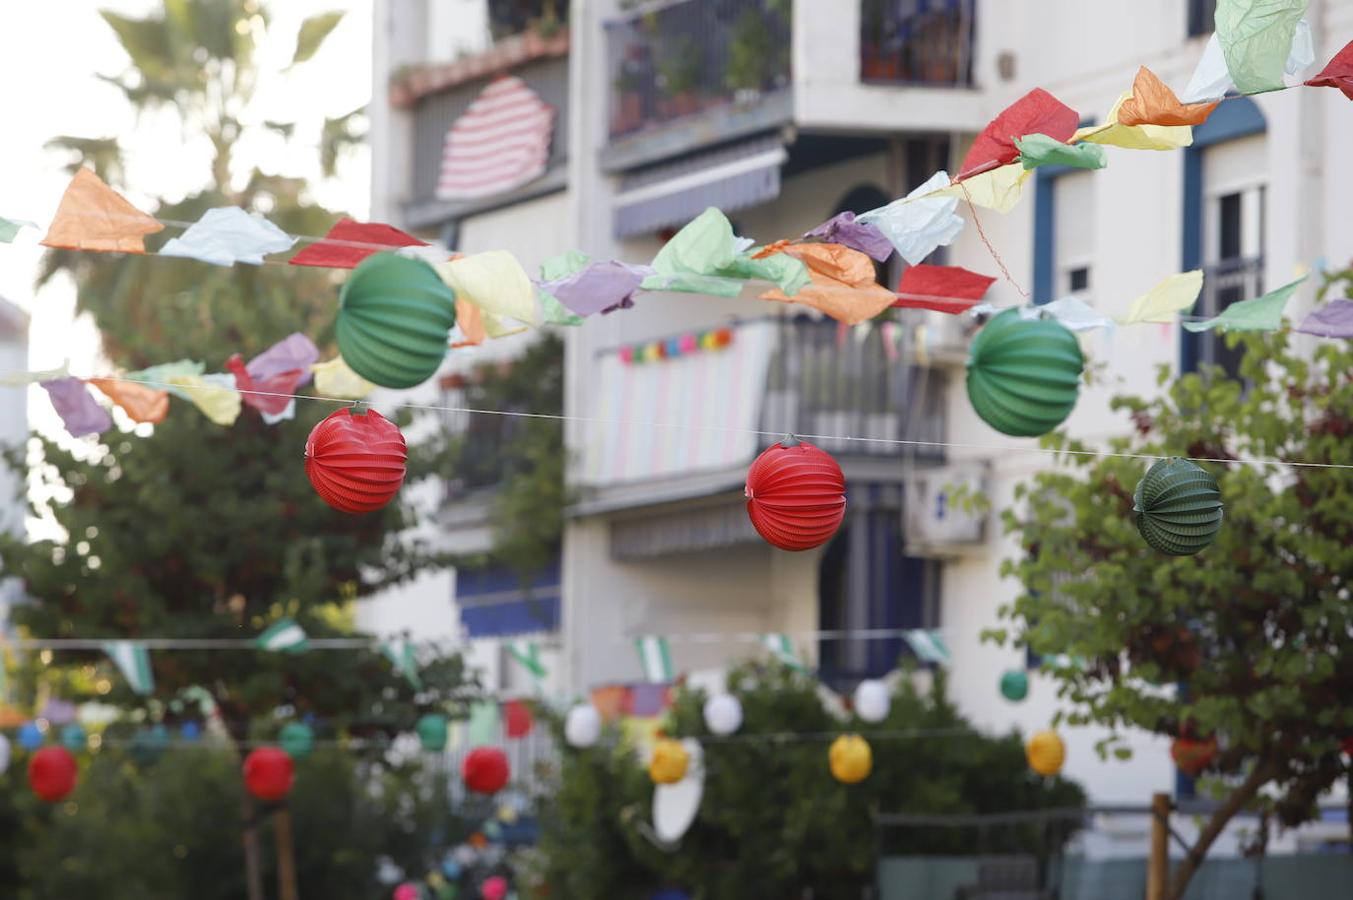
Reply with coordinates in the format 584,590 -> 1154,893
1133,457 -> 1224,555
966,308 -> 1084,437
304,408 -> 407,513
336,253 -> 457,389
745,440 -> 846,551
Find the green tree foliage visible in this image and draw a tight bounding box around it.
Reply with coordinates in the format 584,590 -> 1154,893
526,663 -> 1084,899
992,278 -> 1353,900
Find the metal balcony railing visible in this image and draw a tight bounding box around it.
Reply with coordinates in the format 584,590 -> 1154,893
606,0 -> 792,138
761,316 -> 947,461
860,0 -> 976,87
488,0 -> 570,42
1187,256 -> 1264,377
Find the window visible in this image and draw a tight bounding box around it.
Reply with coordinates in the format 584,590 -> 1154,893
1054,171 -> 1095,301
1188,0 -> 1217,37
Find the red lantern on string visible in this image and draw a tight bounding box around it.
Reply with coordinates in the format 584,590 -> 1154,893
304,407 -> 407,514
745,438 -> 846,551
242,747 -> 295,802
504,699 -> 534,739
1171,735 -> 1218,777
462,746 -> 510,795
28,746 -> 78,802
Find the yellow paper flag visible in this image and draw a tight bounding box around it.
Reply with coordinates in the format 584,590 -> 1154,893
167,374 -> 242,425
1075,93 -> 1194,152
311,357 -> 374,400
436,251 -> 538,326
41,168 -> 164,253
1118,270 -> 1204,324
933,163 -> 1031,214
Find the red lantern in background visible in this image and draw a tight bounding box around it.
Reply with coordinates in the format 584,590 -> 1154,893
243,747 -> 295,802
28,746 -> 78,802
462,746 -> 510,795
304,407 -> 407,514
1342,736 -> 1353,757
745,438 -> 846,551
504,699 -> 534,739
1171,736 -> 1218,777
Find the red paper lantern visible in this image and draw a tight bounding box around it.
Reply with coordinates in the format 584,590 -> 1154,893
462,746 -> 510,795
1342,736 -> 1353,757
1171,736 -> 1218,777
28,746 -> 78,802
745,438 -> 846,551
243,747 -> 295,802
304,407 -> 407,514
504,699 -> 534,739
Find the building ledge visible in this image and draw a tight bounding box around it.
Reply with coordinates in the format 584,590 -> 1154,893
601,90 -> 794,174
390,28 -> 570,110
403,163 -> 567,229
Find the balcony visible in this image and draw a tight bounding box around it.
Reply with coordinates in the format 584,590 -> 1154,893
859,0 -> 975,87
1183,256 -> 1264,377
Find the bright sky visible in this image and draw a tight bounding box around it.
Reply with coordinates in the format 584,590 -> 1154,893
0,0 -> 373,442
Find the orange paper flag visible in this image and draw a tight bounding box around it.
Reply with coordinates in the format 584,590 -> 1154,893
1117,67 -> 1219,128
452,297 -> 486,347
88,378 -> 170,424
41,169 -> 163,254
760,243 -> 895,325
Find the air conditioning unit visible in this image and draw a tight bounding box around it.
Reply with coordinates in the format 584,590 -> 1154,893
904,462 -> 990,554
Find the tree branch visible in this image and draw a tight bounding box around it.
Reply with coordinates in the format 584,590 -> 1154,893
1166,760 -> 1277,900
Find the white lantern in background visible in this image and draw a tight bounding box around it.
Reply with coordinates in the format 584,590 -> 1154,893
564,703 -> 601,748
702,693 -> 743,737
854,679 -> 891,723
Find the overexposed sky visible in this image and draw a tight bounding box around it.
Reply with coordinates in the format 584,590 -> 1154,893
0,0 -> 373,440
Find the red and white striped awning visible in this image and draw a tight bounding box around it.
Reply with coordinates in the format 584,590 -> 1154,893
435,75 -> 555,201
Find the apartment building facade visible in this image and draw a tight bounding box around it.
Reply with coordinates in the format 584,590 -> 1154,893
368,0 -> 1353,823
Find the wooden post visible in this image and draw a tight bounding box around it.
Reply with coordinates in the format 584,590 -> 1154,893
242,796 -> 265,900
1147,792 -> 1171,900
275,806 -> 300,900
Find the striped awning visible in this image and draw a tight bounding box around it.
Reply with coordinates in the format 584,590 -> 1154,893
612,135 -> 786,238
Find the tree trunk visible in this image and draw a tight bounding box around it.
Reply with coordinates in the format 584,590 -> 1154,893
275,806 -> 299,900
242,795 -> 266,900
1166,762 -> 1275,900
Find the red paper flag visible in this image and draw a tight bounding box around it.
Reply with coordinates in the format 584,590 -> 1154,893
894,265 -> 996,314
1305,40 -> 1353,101
503,699 -> 533,739
288,218 -> 427,268
959,88 -> 1079,179
224,354 -> 304,416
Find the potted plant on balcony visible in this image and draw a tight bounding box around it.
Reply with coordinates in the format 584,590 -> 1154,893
725,5 -> 787,102
612,64 -> 646,135
656,35 -> 705,121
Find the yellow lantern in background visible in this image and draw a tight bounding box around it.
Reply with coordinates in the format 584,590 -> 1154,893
829,734 -> 873,784
1027,730 -> 1066,776
649,738 -> 690,785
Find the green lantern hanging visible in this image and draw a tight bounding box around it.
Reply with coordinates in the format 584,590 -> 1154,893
416,713 -> 449,752
279,722 -> 315,760
966,308 -> 1084,437
1133,457 -> 1224,555
336,253 -> 457,389
130,724 -> 170,768
999,669 -> 1029,702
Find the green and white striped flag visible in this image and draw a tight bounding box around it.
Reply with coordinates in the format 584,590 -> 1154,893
1041,653 -> 1086,672
761,633 -> 806,672
905,629 -> 951,665
381,638 -> 423,690
102,641 -> 154,695
634,635 -> 673,683
506,640 -> 547,681
255,617 -> 308,653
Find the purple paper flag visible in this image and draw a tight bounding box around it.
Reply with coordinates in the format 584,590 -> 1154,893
630,682 -> 670,717
1295,299 -> 1353,338
540,261 -> 653,317
42,378 -> 113,437
246,332 -> 320,387
804,211 -> 894,263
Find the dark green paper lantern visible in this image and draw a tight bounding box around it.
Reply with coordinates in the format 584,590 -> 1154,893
337,253 -> 457,389
130,724 -> 170,768
999,669 -> 1029,702
279,722 -> 315,760
416,713 -> 449,752
966,308 -> 1084,437
1133,457 -> 1224,555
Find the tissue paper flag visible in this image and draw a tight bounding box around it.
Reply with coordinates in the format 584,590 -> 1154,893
858,171 -> 964,265
1295,299 -> 1353,337
1305,40 -> 1353,100
159,207 -> 295,266
759,242 -> 895,325
959,88 -> 1079,177
1116,67 -> 1219,127
1182,277 -> 1305,332
87,378 -> 169,424
42,378 -> 112,437
1014,133 -> 1107,171
894,264 -> 995,313
1076,94 -> 1194,152
803,211 -> 894,262
1215,0 -> 1309,94
288,218 -> 426,268
1117,271 -> 1205,324
41,169 -> 163,253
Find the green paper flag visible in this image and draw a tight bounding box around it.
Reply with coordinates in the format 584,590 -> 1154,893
102,641 -> 154,695
538,290 -> 584,326
539,249 -> 591,281
506,641 -> 547,681
0,217 -> 30,243
722,251 -> 811,296
1216,0 -> 1308,94
638,207 -> 813,297
467,700 -> 500,746
380,638 -> 422,690
255,617 -> 309,653
1182,276 -> 1304,332
905,629 -> 951,665
634,635 -> 674,682
761,633 -> 806,672
1014,133 -> 1108,171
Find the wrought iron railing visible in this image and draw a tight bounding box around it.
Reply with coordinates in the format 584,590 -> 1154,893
860,0 -> 976,87
488,0 -> 570,42
606,0 -> 792,138
1186,256 -> 1264,377
761,315 -> 947,460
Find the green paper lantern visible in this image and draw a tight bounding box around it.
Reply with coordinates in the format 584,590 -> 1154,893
1133,457 -> 1224,555
59,723 -> 87,753
416,713 -> 449,752
999,669 -> 1028,702
130,724 -> 170,768
279,722 -> 315,760
966,308 -> 1084,437
337,253 -> 457,389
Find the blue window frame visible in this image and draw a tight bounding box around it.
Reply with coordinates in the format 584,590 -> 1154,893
1032,119 -> 1096,305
